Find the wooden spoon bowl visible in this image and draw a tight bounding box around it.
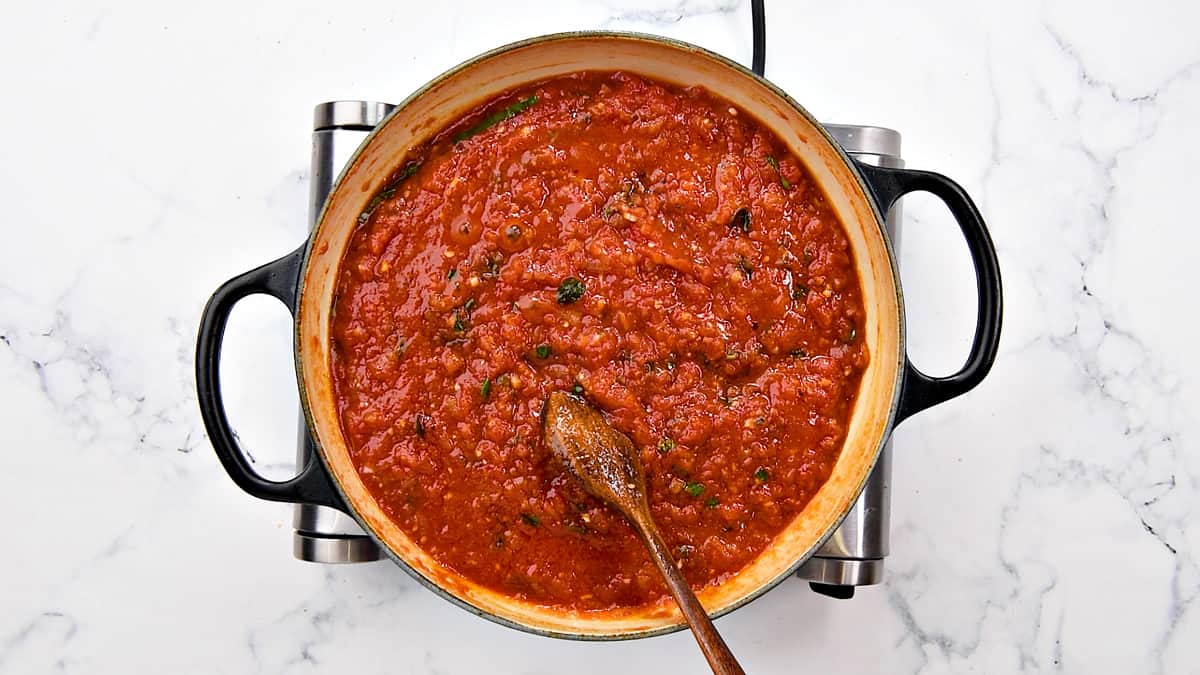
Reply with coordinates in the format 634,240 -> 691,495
543,391 -> 746,675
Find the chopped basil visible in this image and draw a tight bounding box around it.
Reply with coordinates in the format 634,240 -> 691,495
414,415 -> 426,437
684,482 -> 705,498
452,310 -> 465,332
754,467 -> 770,482
556,277 -> 585,304
736,256 -> 754,279
447,268 -> 458,280
657,437 -> 676,454
790,347 -> 808,358
358,159 -> 422,223
766,155 -> 791,190
705,496 -> 719,508
520,512 -> 541,527
358,189 -> 391,224
572,383 -> 585,395
462,298 -> 476,313
481,376 -> 492,398
535,343 -> 552,359
725,350 -> 739,361
454,95 -> 539,142
845,327 -> 857,344
792,282 -> 809,300
397,160 -> 422,180
729,207 -> 751,234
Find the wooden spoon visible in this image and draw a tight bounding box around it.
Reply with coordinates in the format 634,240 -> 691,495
543,391 -> 746,675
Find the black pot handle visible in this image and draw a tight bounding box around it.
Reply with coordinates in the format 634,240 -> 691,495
855,162 -> 1003,424
195,245 -> 348,511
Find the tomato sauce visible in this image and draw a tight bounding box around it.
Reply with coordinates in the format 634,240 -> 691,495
331,72 -> 868,610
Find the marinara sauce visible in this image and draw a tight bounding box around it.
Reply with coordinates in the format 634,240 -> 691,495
331,72 -> 868,610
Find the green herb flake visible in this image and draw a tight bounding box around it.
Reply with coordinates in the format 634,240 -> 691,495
754,467 -> 770,482
534,343 -> 552,359
556,277 -> 585,305
358,160 -> 423,223
736,256 -> 754,279
520,512 -> 541,527
398,160 -> 422,180
447,268 -> 458,280
705,496 -> 720,508
481,376 -> 492,398
454,95 -> 539,143
729,207 -> 751,234
462,298 -> 476,314
790,347 -> 808,358
803,248 -> 814,264
414,415 -> 426,438
791,282 -> 809,300
766,155 -> 791,190
452,310 -> 465,332
725,351 -> 739,361
657,437 -> 676,454
845,327 -> 857,344
572,383 -> 585,396
684,482 -> 705,498
665,359 -> 676,372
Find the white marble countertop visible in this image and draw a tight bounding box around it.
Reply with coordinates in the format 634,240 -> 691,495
2,0 -> 1198,672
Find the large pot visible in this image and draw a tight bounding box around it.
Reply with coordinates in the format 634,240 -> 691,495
196,32 -> 1001,640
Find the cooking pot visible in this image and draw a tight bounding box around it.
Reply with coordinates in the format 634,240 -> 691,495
196,32 -> 1001,639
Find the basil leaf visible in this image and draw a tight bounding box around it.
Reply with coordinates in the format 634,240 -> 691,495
730,207 -> 751,234
556,277 -> 585,304
454,96 -> 539,142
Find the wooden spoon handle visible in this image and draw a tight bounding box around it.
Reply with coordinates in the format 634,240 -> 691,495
633,514 -> 746,675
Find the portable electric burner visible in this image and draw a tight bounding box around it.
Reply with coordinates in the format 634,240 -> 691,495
292,101 -> 904,600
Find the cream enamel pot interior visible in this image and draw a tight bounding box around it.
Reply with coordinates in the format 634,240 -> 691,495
197,32 -> 1002,639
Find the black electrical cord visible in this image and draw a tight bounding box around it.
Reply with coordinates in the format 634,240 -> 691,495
750,0 -> 766,77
